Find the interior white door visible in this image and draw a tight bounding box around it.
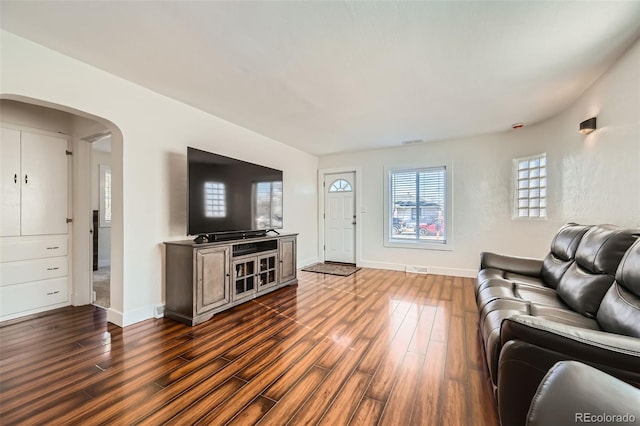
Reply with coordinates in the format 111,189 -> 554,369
324,172 -> 356,264
0,127 -> 22,237
21,131 -> 69,236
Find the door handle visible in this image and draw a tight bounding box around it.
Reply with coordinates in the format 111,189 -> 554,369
25,174 -> 28,184
14,174 -> 17,183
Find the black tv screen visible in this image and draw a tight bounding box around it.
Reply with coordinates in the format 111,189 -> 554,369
187,147 -> 283,236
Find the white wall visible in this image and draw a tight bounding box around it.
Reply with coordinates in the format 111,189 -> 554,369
319,38 -> 640,277
1,30 -> 319,326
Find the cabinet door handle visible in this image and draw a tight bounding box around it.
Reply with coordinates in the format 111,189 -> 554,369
46,246 -> 60,250
47,291 -> 60,295
47,267 -> 60,271
14,173 -> 17,183
25,174 -> 28,184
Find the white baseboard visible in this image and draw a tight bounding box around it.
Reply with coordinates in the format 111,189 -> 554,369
105,307 -> 123,326
106,304 -> 157,327
356,259 -> 476,278
298,256 -> 319,268
0,301 -> 70,323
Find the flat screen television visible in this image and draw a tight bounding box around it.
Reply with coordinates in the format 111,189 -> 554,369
187,147 -> 283,237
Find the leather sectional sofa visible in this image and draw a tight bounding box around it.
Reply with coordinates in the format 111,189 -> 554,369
475,223 -> 640,426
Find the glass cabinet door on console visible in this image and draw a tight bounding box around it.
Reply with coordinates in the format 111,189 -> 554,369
257,253 -> 278,290
232,258 -> 256,301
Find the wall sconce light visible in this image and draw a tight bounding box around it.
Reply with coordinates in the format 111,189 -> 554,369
579,117 -> 597,135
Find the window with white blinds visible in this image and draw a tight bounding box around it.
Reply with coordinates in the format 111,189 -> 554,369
514,153 -> 547,218
389,166 -> 447,243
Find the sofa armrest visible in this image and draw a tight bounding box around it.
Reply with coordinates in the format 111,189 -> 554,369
497,316 -> 640,426
480,252 -> 543,277
526,361 -> 640,426
501,315 -> 640,369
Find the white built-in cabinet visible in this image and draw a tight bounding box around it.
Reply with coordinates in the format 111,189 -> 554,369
0,125 -> 70,322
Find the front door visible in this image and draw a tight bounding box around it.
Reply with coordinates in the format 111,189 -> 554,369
324,172 -> 356,264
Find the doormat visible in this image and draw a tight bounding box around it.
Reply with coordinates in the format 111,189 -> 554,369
302,262 -> 361,277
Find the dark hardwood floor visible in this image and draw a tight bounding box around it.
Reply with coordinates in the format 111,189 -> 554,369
0,268 -> 498,425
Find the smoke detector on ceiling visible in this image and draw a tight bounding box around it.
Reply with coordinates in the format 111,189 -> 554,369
401,139 -> 424,145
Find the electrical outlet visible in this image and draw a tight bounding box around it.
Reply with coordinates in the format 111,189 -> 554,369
154,305 -> 165,318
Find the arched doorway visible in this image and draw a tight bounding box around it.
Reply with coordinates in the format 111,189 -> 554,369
0,95 -> 124,323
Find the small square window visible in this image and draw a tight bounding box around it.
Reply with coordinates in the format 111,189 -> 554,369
513,153 -> 547,219
204,182 -> 226,218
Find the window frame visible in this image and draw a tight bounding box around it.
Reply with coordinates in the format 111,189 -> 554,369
384,162 -> 454,251
99,164 -> 111,228
512,153 -> 547,220
328,179 -> 353,193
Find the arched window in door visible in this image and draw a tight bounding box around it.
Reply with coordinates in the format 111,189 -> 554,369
328,179 -> 352,192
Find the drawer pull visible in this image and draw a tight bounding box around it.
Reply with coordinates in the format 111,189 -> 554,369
46,246 -> 60,250
47,291 -> 60,295
47,267 -> 60,271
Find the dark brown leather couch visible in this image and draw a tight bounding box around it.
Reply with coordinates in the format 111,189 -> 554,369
476,224 -> 640,426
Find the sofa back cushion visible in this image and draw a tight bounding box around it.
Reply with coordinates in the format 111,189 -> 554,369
541,223 -> 591,288
556,225 -> 639,317
597,238 -> 640,337
574,225 -> 638,275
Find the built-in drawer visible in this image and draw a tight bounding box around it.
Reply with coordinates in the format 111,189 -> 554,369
0,277 -> 69,317
0,256 -> 68,286
0,235 -> 68,262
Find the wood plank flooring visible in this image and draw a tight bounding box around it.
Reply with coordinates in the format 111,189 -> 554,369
0,268 -> 498,425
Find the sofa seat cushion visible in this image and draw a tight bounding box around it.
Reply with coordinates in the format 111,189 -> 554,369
476,274 -> 547,300
477,282 -> 564,313
506,272 -> 546,287
479,298 -> 600,384
477,253 -> 543,296
478,269 -> 546,287
515,287 -> 565,308
529,305 -> 600,330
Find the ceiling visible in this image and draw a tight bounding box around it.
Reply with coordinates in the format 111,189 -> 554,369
2,1 -> 639,156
